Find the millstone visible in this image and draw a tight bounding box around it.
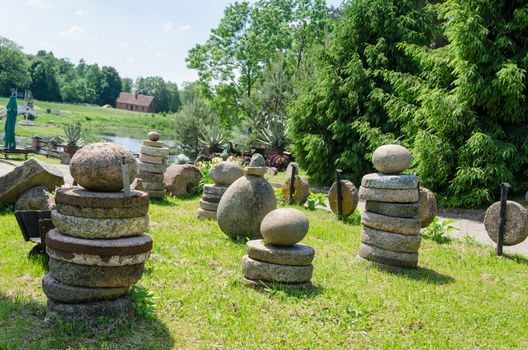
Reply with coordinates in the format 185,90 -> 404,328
358,243 -> 418,268
46,296 -> 133,322
49,258 -> 144,288
282,175 -> 310,205
139,154 -> 165,165
142,140 -> 166,148
56,203 -> 148,219
199,200 -> 218,211
372,144 -> 412,174
484,200 -> 528,246
202,193 -> 222,203
328,180 -> 359,216
142,181 -> 165,191
51,211 -> 148,239
418,187 -> 438,228
361,173 -> 420,189
242,255 -> 313,283
365,201 -> 419,218
362,211 -> 420,235
55,187 -> 149,209
138,161 -> 166,174
243,278 -> 313,289
359,187 -> 419,203
360,227 -> 421,253
140,145 -> 170,157
204,184 -> 228,196
42,274 -> 129,303
146,190 -> 164,199
246,240 -> 314,266
138,171 -> 164,183
197,208 -> 217,220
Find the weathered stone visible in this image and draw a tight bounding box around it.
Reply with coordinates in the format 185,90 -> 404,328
45,229 -> 152,266
358,242 -> 418,268
217,175 -> 277,239
147,190 -> 165,199
328,180 -> 359,216
56,202 -> 148,219
0,158 -> 64,205
199,200 -> 218,211
142,140 -> 166,148
372,144 -> 412,175
142,181 -> 164,191
55,187 -> 148,209
49,258 -> 144,288
249,153 -> 266,167
163,164 -> 202,196
148,131 -> 160,141
267,167 -> 278,176
139,154 -> 165,165
46,296 -> 132,322
51,210 -> 148,239
243,278 -> 313,289
242,255 -> 313,283
484,200 -> 528,246
15,186 -> 49,210
138,171 -> 164,183
138,161 -> 166,174
70,143 -> 137,192
360,227 -> 421,253
246,239 -> 314,266
131,177 -> 144,191
244,167 -> 267,176
285,162 -> 299,178
418,187 -> 438,228
204,184 -> 229,196
359,187 -> 419,203
42,274 -> 128,303
362,211 -> 420,235
361,173 -> 420,189
209,162 -> 244,185
140,145 -> 169,157
282,175 -> 310,205
260,208 -> 309,246
365,201 -> 419,218
197,208 -> 217,220
202,193 -> 222,203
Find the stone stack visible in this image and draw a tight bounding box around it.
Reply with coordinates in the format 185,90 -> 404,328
243,208 -> 315,288
138,131 -> 169,200
357,145 -> 422,269
197,162 -> 243,220
44,143 -> 152,322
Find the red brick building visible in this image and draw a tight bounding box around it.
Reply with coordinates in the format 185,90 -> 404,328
116,92 -> 155,112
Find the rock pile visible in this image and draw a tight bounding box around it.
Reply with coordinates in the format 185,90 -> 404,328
44,143 -> 152,323
138,132 -> 169,199
197,162 -> 243,220
357,145 -> 422,269
243,208 -> 314,288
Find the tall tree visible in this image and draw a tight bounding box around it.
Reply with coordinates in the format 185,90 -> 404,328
0,37 -> 30,95
100,66 -> 122,106
29,58 -> 61,101
121,77 -> 133,93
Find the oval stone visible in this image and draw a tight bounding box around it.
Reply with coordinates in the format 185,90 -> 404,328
15,186 -> 49,210
249,153 -> 266,167
209,162 -> 244,185
328,180 -> 359,216
242,255 -> 313,283
148,131 -> 160,141
43,274 -> 129,303
372,144 -> 412,174
246,239 -> 314,266
260,208 -> 309,246
484,201 -> 528,246
418,187 -> 438,228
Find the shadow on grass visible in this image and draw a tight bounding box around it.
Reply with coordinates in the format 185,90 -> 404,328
502,253 -> 528,265
243,280 -> 324,298
0,293 -> 174,349
28,251 -> 49,272
399,267 -> 455,285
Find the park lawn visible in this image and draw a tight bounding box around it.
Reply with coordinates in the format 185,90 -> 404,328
0,197 -> 527,349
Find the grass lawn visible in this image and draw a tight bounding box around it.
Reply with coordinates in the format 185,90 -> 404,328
0,197 -> 527,349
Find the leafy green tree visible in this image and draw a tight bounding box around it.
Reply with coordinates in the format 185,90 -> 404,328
29,58 -> 61,101
135,76 -> 181,112
0,37 -> 30,95
100,66 -> 122,106
85,64 -> 105,104
121,77 -> 133,93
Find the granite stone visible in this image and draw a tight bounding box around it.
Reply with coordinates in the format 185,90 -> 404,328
260,208 -> 309,246
328,180 -> 359,216
242,255 -> 313,283
362,211 -> 421,235
361,173 -> 420,189
359,187 -> 419,203
365,201 -> 419,218
360,226 -> 421,253
246,239 -> 314,266
358,243 -> 418,268
42,274 -> 129,303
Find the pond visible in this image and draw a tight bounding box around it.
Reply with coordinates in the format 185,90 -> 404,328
101,135 -> 174,153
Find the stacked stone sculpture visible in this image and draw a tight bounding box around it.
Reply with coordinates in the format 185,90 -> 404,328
243,208 -> 315,288
197,162 -> 243,220
138,131 -> 169,199
44,143 -> 152,322
357,145 -> 422,269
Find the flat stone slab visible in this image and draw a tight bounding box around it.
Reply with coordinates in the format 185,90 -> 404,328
142,181 -> 164,191
51,210 -> 148,239
484,200 -> 528,246
360,227 -> 421,253
328,180 -> 358,216
55,187 -> 148,209
139,154 -> 165,165
139,171 -> 164,183
138,161 -> 166,174
199,200 -> 218,211
42,274 -> 129,303
243,278 -> 313,290
140,145 -> 170,157
49,258 -> 144,288
359,187 -> 419,203
362,211 -> 420,235
246,240 -> 314,266
202,193 -> 222,203
142,140 -> 166,148
361,173 -> 420,189
197,208 -> 217,220
46,229 -> 152,266
0,158 -> 64,205
56,203 -> 148,220
204,184 -> 228,196
244,167 -> 267,176
242,255 -> 313,283
365,201 -> 419,218
358,242 -> 418,268
46,295 -> 132,323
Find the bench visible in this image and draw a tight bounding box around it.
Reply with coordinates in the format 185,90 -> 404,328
0,147 -> 30,160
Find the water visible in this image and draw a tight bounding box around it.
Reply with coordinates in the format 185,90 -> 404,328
101,135 -> 174,153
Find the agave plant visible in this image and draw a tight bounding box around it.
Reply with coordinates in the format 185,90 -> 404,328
61,123 -> 84,147
199,126 -> 227,153
256,119 -> 288,152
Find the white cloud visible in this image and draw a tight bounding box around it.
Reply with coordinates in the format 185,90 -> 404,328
58,25 -> 92,40
27,0 -> 54,8
175,25 -> 192,33
162,21 -> 174,31
75,9 -> 88,16
118,41 -> 129,49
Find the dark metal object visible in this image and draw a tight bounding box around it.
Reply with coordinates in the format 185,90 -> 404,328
288,164 -> 297,204
336,169 -> 343,221
15,210 -> 54,257
497,182 -> 511,256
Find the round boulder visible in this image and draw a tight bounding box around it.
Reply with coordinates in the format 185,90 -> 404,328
70,142 -> 137,192
328,180 -> 359,216
163,164 -> 202,196
260,208 -> 309,246
209,162 -> 243,185
418,187 -> 438,228
282,175 -> 310,205
15,186 -> 49,210
148,131 -> 160,141
372,144 -> 412,175
484,201 -> 528,246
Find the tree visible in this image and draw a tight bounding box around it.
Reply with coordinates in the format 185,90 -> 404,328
121,77 -> 133,93
135,76 -> 181,112
85,64 -> 105,104
0,37 -> 30,95
100,66 -> 122,106
29,58 -> 61,101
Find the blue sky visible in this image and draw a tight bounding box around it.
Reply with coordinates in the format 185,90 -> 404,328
0,0 -> 343,87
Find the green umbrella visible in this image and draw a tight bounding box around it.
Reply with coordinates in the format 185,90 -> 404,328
4,95 -> 17,149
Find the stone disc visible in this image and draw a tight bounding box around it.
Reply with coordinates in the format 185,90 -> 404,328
202,193 -> 222,203
362,211 -> 420,235
484,201 -> 528,246
365,201 -> 419,218
56,202 -> 148,219
361,173 -> 420,190
203,184 -> 229,196
142,181 -> 165,191
358,243 -> 418,268
138,161 -> 166,174
49,258 -> 144,288
139,154 -> 165,165
360,227 -> 421,253
242,255 -> 313,283
51,210 -> 148,239
197,208 -> 217,220
244,167 -> 267,176
328,180 -> 359,216
138,171 -> 164,183
199,200 -> 218,211
418,187 -> 438,228
55,187 -> 149,209
142,140 -> 166,148
140,145 -> 170,157
46,295 -> 133,322
42,274 -> 129,303
246,240 -> 314,266
282,175 -> 310,205
359,187 -> 419,203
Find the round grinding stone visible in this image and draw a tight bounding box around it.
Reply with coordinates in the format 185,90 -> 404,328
362,211 -> 420,235
55,187 -> 149,209
199,200 -> 219,211
360,227 -> 421,253
358,242 -> 418,268
202,193 -> 222,203
140,145 -> 169,157
242,255 -> 313,283
138,161 -> 166,174
139,154 -> 165,165
365,201 -> 419,218
328,180 -> 359,216
203,184 -> 229,196
138,171 -> 164,183
484,200 -> 528,246
42,274 -> 129,303
142,140 -> 166,148
46,295 -> 133,322
361,173 -> 420,189
359,187 -> 419,203
246,240 -> 314,266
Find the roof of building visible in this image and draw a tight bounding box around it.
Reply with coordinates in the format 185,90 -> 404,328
116,92 -> 154,107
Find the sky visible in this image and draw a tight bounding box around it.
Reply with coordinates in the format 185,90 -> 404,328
0,0 -> 343,87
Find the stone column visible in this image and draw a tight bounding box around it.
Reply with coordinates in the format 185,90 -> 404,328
138,131 -> 169,200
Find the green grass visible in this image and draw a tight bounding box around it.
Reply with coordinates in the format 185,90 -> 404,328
0,197 -> 527,349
